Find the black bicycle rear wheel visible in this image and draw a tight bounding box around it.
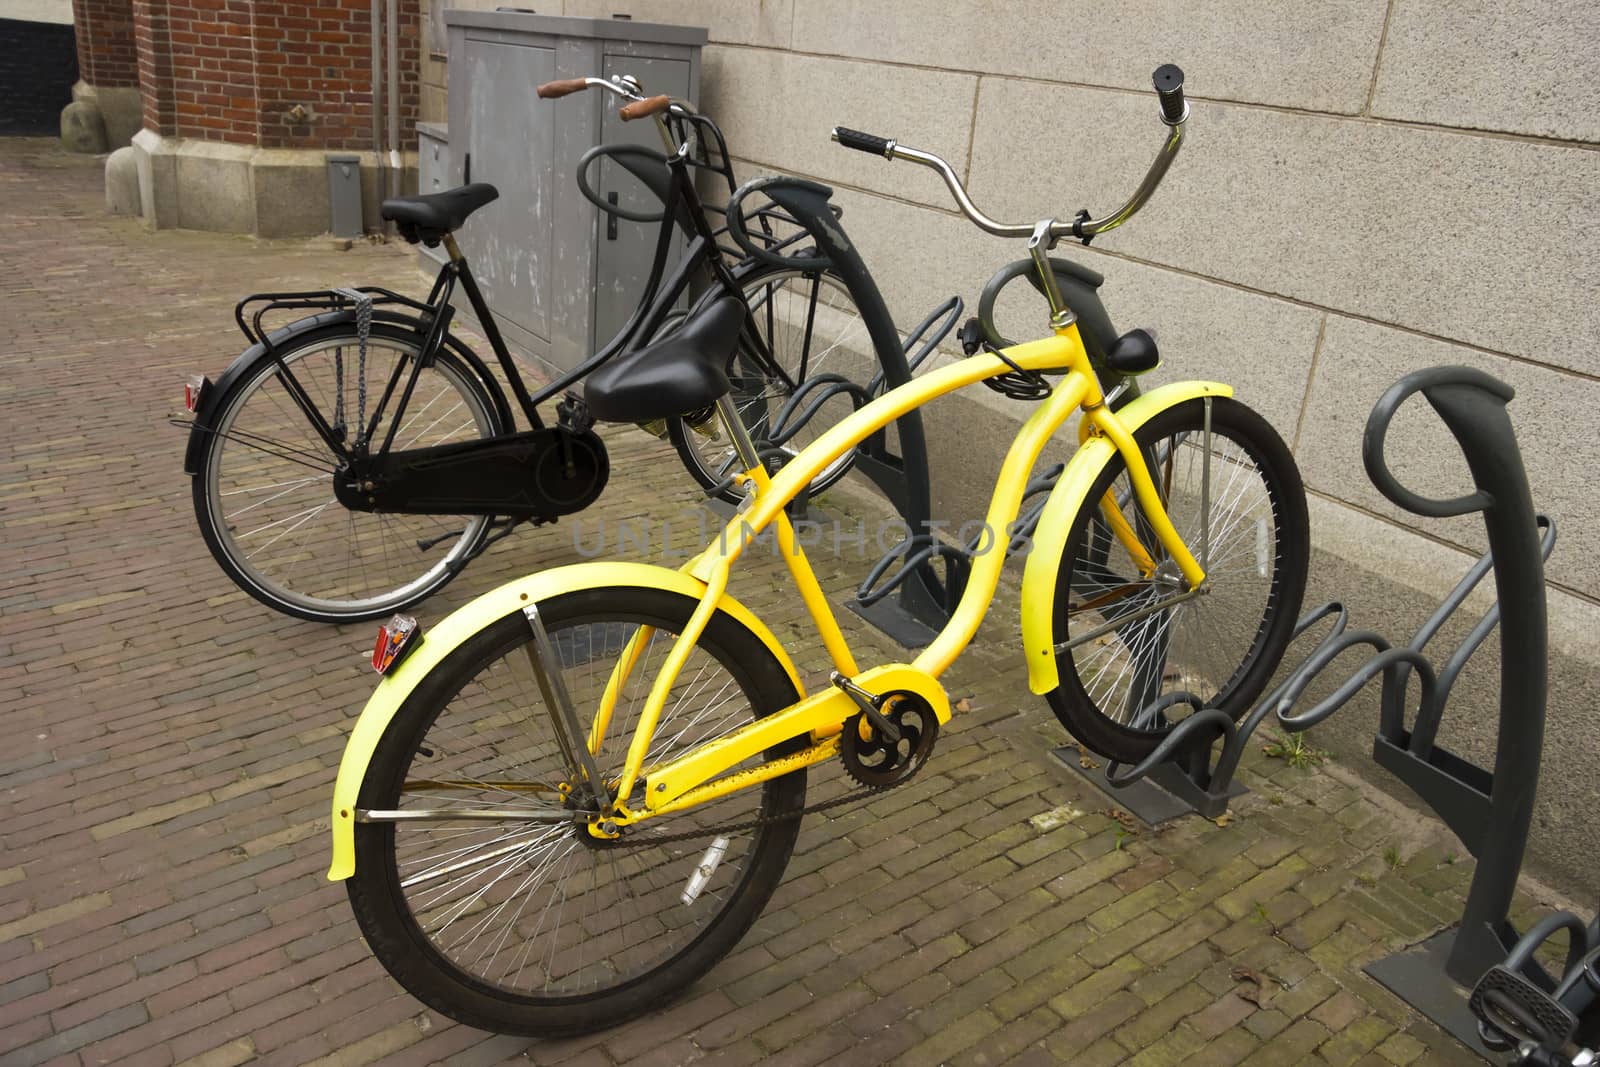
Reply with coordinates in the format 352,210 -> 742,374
192,321 -> 504,623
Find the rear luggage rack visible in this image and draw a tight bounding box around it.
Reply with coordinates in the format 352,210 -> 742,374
233,286 -> 435,353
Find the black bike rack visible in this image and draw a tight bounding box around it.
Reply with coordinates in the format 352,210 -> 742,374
579,142 -> 964,626
1053,365 -> 1554,1054
846,257 -> 1146,650
835,297 -> 968,647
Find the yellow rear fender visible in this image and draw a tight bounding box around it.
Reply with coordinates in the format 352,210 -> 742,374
327,561 -> 801,881
1021,380 -> 1234,694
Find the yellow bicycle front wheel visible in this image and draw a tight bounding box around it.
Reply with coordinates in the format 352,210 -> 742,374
1046,396 -> 1309,762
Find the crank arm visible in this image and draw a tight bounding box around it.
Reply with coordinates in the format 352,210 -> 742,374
830,671 -> 903,743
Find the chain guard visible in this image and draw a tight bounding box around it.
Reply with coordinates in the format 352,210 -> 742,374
840,693 -> 939,788
333,426 -> 608,519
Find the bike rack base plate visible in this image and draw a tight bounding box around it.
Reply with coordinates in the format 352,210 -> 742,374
846,595 -> 939,650
1050,746 -> 1246,825
1365,928 -> 1494,1060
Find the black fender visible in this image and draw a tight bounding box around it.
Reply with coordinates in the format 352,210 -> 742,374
974,256 -> 1144,402
977,256 -> 1118,364
183,309 -> 515,475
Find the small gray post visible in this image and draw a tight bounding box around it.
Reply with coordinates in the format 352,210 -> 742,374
326,154 -> 365,237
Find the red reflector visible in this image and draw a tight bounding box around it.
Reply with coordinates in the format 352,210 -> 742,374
184,374 -> 209,413
372,614 -> 421,674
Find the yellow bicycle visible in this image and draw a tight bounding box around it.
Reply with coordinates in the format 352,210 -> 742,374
328,65 -> 1309,1035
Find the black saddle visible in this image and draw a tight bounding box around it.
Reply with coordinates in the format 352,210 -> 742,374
584,296 -> 745,424
381,183 -> 499,246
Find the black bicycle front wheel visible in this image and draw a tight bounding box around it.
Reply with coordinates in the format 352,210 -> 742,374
1046,397 -> 1309,762
670,264 -> 871,503
191,321 -> 505,623
345,586 -> 807,1036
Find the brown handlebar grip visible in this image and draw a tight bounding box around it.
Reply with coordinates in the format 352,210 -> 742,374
536,78 -> 589,99
618,95 -> 672,121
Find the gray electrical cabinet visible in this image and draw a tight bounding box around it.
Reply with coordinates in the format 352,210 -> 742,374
435,10 -> 707,375
416,121 -> 451,268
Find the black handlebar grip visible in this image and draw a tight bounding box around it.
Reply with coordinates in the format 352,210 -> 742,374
1152,64 -> 1186,122
832,127 -> 893,158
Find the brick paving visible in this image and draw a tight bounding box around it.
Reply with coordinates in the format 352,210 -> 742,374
0,138 -> 1544,1065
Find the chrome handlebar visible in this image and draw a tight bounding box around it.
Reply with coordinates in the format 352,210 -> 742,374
830,63 -> 1188,245
589,74 -> 645,100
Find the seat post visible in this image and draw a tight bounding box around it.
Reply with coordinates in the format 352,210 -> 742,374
442,234 -> 464,263
713,393 -> 763,472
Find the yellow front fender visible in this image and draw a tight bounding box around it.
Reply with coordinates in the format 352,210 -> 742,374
1020,380 -> 1233,694
326,561 -> 802,881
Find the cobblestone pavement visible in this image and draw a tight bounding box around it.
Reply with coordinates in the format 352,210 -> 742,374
0,139 -> 1541,1066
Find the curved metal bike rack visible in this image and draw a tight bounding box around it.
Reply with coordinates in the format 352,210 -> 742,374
846,259 -> 1143,648
1055,365 -> 1555,1053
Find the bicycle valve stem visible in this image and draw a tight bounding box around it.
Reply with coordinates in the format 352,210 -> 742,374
681,836 -> 730,906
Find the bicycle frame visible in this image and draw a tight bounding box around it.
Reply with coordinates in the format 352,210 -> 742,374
227,133 -> 793,472
585,320 -> 1216,828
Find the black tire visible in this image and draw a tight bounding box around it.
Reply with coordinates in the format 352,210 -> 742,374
345,586 -> 807,1036
669,264 -> 869,503
191,321 -> 505,623
1045,397 -> 1308,762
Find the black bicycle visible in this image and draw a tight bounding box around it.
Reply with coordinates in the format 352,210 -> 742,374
180,76 -> 872,623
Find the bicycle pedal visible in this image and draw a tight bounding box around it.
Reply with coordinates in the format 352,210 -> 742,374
1469,964 -> 1578,1052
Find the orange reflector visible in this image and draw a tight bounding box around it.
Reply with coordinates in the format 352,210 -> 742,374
372,614 -> 421,674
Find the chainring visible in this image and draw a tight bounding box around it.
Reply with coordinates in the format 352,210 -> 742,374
840,693 -> 939,788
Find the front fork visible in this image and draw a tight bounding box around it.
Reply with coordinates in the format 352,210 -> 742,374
1069,397 -> 1214,721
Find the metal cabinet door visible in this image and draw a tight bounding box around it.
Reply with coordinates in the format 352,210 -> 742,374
591,53 -> 693,350
419,132 -> 450,195
459,40 -> 557,346
416,128 -> 451,269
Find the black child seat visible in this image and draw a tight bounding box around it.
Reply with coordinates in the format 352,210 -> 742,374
381,183 -> 499,246
584,296 -> 745,424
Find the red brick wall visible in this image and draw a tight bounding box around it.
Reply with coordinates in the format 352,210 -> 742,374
132,0 -> 177,134
73,0 -> 141,89
163,0 -> 253,144
254,0 -> 420,150
125,0 -> 419,149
